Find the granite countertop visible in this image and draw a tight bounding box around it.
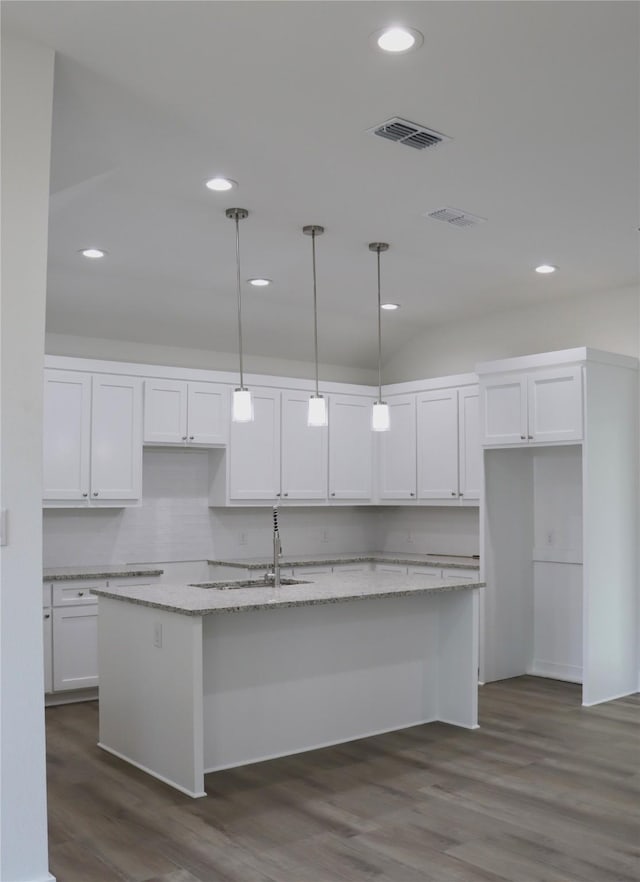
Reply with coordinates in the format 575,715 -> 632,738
44,566 -> 164,582
207,552 -> 480,571
91,571 -> 484,617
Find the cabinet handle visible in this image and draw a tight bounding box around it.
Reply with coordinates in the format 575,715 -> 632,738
520,434 -> 526,440
283,492 -> 289,497
93,492 -> 98,497
410,492 -> 415,497
82,492 -> 88,498
182,436 -> 187,441
189,436 -> 194,441
459,492 -> 464,497
276,492 -> 281,497
451,491 -> 456,497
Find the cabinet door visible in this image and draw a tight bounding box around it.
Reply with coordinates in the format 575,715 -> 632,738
528,368 -> 583,443
143,379 -> 188,444
43,370 -> 91,501
229,389 -> 281,500
91,375 -> 143,501
43,610 -> 53,693
480,374 -> 527,445
459,386 -> 481,500
417,390 -> 460,499
52,605 -> 99,691
281,391 -> 328,500
187,382 -> 228,445
378,395 -> 417,500
328,396 -> 373,500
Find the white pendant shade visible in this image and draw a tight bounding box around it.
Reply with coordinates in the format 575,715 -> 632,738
232,388 -> 254,423
307,394 -> 328,427
372,401 -> 390,432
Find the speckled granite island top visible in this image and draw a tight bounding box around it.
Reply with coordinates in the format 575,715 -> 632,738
208,553 -> 480,570
44,566 -> 164,582
91,571 -> 484,616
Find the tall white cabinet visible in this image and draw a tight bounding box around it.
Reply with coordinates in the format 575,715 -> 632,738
478,348 -> 638,706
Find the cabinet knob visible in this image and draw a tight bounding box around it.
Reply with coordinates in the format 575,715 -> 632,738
331,492 -> 336,497
410,492 -> 415,497
78,591 -> 85,597
528,435 -> 533,440
520,434 -> 526,440
276,492 -> 281,497
182,436 -> 187,441
93,492 -> 98,497
283,492 -> 289,497
82,493 -> 88,498
189,436 -> 194,441
451,491 -> 456,497
44,613 -> 50,619
459,492 -> 464,497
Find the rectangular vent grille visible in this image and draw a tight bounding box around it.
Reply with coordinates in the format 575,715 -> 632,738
369,117 -> 450,151
426,207 -> 487,228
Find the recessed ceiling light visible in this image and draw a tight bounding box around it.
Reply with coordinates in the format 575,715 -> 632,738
205,177 -> 236,192
381,303 -> 399,311
248,278 -> 271,287
535,264 -> 557,274
373,26 -> 423,53
80,248 -> 106,259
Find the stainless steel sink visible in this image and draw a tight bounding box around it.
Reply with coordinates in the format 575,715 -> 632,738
189,577 -> 308,591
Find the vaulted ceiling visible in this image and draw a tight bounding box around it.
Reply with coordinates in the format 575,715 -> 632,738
4,1 -> 639,371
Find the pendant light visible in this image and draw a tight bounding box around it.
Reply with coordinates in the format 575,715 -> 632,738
226,207 -> 253,422
303,224 -> 328,427
369,242 -> 390,432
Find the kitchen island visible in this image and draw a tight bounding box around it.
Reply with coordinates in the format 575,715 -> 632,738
93,571 -> 482,798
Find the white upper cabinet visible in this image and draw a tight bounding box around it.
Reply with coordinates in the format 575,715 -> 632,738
417,389 -> 460,499
43,370 -> 91,501
144,379 -> 227,446
281,391 -> 328,500
480,367 -> 583,446
459,386 -> 481,499
328,395 -> 374,500
91,375 -> 143,501
378,395 -> 417,499
43,370 -> 142,506
228,389 -> 281,500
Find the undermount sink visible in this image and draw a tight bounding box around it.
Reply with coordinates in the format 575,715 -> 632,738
189,578 -> 308,591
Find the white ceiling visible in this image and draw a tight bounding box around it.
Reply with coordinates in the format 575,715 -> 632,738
4,1 -> 639,372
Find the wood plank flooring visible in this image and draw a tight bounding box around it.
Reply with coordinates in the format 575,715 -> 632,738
45,677 -> 640,882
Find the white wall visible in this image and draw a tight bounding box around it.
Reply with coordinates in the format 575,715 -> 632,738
43,449 -> 380,568
45,332 -> 378,386
385,285 -> 639,382
0,33 -> 55,882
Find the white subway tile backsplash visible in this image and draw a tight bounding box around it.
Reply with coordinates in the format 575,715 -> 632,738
43,448 -> 479,568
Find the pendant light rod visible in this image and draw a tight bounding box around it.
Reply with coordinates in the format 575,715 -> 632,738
369,242 -> 389,402
303,224 -> 325,398
226,207 -> 249,388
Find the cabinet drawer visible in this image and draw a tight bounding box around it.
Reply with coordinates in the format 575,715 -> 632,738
440,568 -> 479,582
53,580 -> 107,607
374,564 -> 409,574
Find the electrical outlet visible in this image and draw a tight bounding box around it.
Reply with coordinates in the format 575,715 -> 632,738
153,622 -> 163,648
546,529 -> 555,546
239,532 -> 248,546
321,529 -> 329,543
407,530 -> 414,544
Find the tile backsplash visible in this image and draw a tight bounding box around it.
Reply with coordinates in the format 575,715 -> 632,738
43,448 -> 479,568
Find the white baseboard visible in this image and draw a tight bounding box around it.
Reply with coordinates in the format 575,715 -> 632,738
528,661 -> 582,684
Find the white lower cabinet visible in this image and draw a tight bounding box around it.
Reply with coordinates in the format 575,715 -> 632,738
43,608 -> 53,694
52,604 -> 99,691
407,567 -> 446,583
374,563 -> 408,574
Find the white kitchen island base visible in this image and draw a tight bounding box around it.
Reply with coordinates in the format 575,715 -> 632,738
97,576 -> 479,798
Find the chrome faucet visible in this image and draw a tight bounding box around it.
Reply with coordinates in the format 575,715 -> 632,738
266,505 -> 282,587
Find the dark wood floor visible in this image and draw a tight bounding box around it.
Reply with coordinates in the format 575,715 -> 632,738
45,676 -> 640,882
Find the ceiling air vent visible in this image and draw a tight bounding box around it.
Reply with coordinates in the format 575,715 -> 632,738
369,117 -> 451,151
425,207 -> 487,228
